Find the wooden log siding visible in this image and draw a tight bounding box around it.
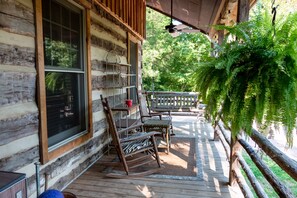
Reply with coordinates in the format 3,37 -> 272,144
0,72 -> 36,106
0,146 -> 39,172
91,35 -> 127,57
92,61 -> 129,73
106,94 -> 126,107
0,0 -> 35,36
91,60 -> 105,71
93,0 -> 146,39
92,74 -> 128,90
91,18 -> 126,43
92,99 -> 102,112
0,112 -> 38,146
0,44 -> 35,67
93,119 -> 107,134
0,0 -> 38,178
92,76 -> 105,89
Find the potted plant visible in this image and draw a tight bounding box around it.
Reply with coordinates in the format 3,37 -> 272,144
193,7 -> 297,146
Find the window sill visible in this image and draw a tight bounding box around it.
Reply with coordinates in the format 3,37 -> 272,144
48,132 -> 92,161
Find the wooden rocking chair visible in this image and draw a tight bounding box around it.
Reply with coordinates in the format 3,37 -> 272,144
101,96 -> 163,178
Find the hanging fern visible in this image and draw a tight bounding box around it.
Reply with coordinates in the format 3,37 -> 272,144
193,9 -> 297,146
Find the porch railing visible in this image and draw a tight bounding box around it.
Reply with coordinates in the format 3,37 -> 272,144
214,118 -> 297,198
144,90 -> 297,197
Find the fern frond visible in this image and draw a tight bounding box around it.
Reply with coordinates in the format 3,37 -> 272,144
193,10 -> 297,146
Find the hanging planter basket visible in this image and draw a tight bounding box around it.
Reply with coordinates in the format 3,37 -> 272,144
193,9 -> 297,146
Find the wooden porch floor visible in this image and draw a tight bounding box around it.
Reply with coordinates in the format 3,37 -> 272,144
64,116 -> 244,198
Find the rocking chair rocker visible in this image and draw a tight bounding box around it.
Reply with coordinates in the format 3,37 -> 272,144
101,96 -> 163,178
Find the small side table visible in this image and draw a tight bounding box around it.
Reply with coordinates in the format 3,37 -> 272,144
0,171 -> 26,198
143,119 -> 171,154
112,104 -> 140,129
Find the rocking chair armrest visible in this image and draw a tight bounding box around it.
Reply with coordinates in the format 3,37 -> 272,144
117,123 -> 144,134
141,115 -> 153,118
140,115 -> 153,122
149,112 -> 163,119
141,114 -> 162,119
150,112 -> 163,116
120,131 -> 161,143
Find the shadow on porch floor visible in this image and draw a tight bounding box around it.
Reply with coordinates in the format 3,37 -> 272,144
64,116 -> 243,198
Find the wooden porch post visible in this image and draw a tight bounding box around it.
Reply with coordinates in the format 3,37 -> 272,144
237,0 -> 250,22
229,137 -> 242,185
229,0 -> 250,185
213,113 -> 221,141
218,30 -> 224,45
212,30 -> 224,141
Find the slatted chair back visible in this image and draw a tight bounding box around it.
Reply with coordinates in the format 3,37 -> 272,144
100,96 -> 125,160
139,92 -> 150,117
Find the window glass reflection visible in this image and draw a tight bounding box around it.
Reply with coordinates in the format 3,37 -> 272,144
45,72 -> 86,147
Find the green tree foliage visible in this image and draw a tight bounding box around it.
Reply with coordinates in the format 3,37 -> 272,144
193,4 -> 297,145
44,38 -> 78,92
143,8 -> 211,91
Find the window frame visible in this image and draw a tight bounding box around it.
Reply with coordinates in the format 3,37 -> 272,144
35,0 -> 93,164
127,33 -> 139,101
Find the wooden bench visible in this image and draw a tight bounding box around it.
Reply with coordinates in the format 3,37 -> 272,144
146,91 -> 201,114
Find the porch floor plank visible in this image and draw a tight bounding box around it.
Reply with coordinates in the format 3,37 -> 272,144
64,116 -> 243,198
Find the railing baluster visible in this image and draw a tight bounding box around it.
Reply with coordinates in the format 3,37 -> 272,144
236,152 -> 269,198
239,138 -> 295,198
216,119 -> 297,198
251,129 -> 297,182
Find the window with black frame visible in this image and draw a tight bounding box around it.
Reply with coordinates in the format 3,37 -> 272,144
42,0 -> 87,148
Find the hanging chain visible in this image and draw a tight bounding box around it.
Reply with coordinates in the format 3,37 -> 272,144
271,0 -> 279,36
271,0 -> 279,26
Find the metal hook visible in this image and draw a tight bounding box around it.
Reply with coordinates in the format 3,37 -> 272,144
271,0 -> 279,26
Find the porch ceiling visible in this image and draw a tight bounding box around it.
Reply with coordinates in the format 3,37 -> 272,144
146,0 -> 225,35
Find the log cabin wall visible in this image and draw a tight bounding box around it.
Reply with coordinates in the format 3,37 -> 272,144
0,0 -> 144,197
0,1 -> 40,197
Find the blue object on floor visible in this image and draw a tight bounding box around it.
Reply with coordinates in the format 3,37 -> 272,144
38,189 -> 64,198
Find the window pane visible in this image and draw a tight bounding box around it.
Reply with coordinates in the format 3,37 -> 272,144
42,0 -> 50,20
43,21 -> 51,66
71,11 -> 80,31
71,31 -> 79,50
42,1 -> 81,69
129,41 -> 137,102
71,31 -> 80,68
62,28 -> 70,44
70,49 -> 79,68
45,72 -> 86,147
51,1 -> 60,23
52,23 -> 61,42
62,7 -> 70,28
